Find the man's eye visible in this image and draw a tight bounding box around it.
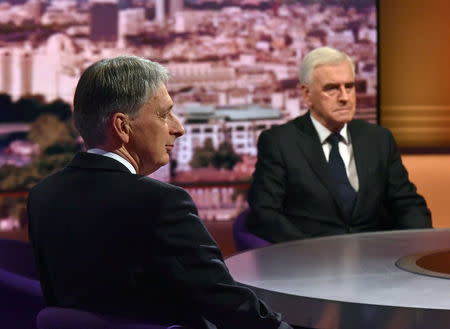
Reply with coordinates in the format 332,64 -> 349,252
323,85 -> 341,94
160,112 -> 170,119
324,85 -> 339,92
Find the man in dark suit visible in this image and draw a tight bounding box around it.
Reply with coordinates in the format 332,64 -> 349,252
247,47 -> 432,243
28,56 -> 293,329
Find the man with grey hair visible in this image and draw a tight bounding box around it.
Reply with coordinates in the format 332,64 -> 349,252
247,46 -> 431,243
28,56 -> 293,329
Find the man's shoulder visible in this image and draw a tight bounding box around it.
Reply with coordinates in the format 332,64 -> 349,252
349,119 -> 392,137
29,166 -> 67,194
261,116 -> 301,138
137,175 -> 189,197
30,162 -> 189,202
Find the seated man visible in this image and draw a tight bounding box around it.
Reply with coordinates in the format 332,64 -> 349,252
28,56 -> 293,329
247,46 -> 432,243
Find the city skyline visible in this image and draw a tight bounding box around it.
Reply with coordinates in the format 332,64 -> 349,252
0,0 -> 378,226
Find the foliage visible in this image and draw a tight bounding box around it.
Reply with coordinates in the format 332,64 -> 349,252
0,110 -> 80,229
28,114 -> 74,151
0,196 -> 28,226
14,97 -> 42,122
45,100 -> 72,121
0,165 -> 40,191
0,93 -> 77,230
190,138 -> 215,168
212,142 -> 241,170
190,138 -> 241,170
0,94 -> 14,122
0,114 -> 79,192
0,93 -> 72,122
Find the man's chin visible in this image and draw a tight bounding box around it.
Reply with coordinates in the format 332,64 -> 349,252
335,111 -> 355,122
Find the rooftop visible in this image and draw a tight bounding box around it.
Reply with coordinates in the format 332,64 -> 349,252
182,103 -> 281,122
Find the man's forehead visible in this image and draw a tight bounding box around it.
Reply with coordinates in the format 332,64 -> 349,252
313,62 -> 354,82
146,84 -> 172,107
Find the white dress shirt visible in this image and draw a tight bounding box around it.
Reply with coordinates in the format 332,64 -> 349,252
87,148 -> 137,174
310,115 -> 359,191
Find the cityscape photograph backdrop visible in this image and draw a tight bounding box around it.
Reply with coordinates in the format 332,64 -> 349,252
0,0 -> 377,231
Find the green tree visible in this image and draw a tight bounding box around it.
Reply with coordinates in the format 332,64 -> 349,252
0,164 -> 40,191
14,97 -> 42,122
28,114 -> 73,152
44,99 -> 72,121
0,112 -> 79,230
190,138 -> 215,168
211,141 -> 240,170
0,93 -> 14,122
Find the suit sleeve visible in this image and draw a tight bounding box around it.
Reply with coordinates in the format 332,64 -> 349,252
384,130 -> 432,229
151,186 -> 293,329
247,130 -> 308,243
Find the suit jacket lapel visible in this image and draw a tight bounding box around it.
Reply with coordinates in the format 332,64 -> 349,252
292,113 -> 347,218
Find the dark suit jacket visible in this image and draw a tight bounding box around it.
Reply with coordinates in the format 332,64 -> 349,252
247,113 -> 432,243
28,152 -> 291,329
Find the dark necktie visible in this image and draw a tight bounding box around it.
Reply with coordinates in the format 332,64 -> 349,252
327,133 -> 356,220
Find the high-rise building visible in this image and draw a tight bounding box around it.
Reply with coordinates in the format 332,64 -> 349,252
169,0 -> 183,16
90,0 -> 119,42
32,34 -> 79,103
155,0 -> 164,23
0,49 -> 32,100
24,0 -> 46,23
0,51 -> 12,96
119,8 -> 145,37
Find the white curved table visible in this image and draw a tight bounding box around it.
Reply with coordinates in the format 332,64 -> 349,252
225,229 -> 450,329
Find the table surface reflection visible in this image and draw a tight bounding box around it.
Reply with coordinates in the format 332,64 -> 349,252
225,229 -> 450,329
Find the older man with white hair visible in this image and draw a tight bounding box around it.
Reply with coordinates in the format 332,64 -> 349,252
247,46 -> 432,243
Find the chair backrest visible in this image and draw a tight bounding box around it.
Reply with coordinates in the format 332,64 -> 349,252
0,239 -> 44,329
0,238 -> 39,279
232,209 -> 271,252
37,307 -> 187,329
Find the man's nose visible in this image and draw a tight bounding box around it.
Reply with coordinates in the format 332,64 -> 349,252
169,113 -> 185,137
338,85 -> 349,102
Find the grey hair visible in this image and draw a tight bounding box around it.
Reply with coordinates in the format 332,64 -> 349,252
299,47 -> 355,85
73,55 -> 169,148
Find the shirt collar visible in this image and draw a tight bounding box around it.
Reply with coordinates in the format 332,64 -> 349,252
87,148 -> 137,174
310,114 -> 350,145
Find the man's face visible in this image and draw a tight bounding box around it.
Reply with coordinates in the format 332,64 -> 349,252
128,84 -> 184,175
301,60 -> 356,132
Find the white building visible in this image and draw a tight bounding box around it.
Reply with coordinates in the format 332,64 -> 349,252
32,34 -> 80,103
0,48 -> 32,101
169,0 -> 183,16
119,8 -> 146,37
175,104 -> 284,171
166,62 -> 237,91
155,0 -> 165,23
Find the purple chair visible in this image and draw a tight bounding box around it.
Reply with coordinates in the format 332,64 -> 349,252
232,209 -> 271,252
37,307 -> 188,329
0,239 -> 45,329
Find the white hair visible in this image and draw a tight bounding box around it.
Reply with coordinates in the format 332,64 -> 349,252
299,47 -> 355,85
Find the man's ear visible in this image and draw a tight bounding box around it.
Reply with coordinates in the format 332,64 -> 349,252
300,83 -> 312,108
111,112 -> 131,144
